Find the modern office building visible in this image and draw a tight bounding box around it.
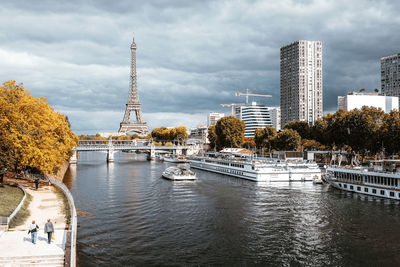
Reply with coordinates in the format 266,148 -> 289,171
338,91 -> 398,113
280,40 -> 323,127
207,112 -> 225,127
381,53 -> 400,105
268,107 -> 281,131
235,102 -> 272,138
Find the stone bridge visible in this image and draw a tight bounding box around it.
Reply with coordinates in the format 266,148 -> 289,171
71,139 -> 202,163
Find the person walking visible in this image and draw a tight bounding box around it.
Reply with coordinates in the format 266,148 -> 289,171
34,177 -> 39,190
44,219 -> 54,244
28,220 -> 39,244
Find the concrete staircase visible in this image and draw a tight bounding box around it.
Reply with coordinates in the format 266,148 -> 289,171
0,254 -> 64,266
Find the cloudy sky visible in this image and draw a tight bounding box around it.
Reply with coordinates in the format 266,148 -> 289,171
1,0 -> 399,134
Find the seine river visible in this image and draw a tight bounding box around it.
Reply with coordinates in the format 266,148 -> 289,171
63,152 -> 400,266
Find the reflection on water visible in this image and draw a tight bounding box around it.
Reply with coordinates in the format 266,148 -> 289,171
63,152 -> 400,266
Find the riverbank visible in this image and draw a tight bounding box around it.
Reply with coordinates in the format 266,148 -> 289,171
0,176 -> 70,266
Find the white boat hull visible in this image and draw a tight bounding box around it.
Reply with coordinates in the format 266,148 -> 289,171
162,173 -> 196,181
326,167 -> 400,200
190,160 -> 321,182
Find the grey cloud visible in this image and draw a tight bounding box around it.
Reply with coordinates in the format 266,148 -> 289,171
1,0 -> 400,133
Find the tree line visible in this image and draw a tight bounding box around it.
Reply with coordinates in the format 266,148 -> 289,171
151,126 -> 188,143
208,106 -> 400,156
0,81 -> 78,176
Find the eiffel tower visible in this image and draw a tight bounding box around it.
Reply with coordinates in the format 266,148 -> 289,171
119,37 -> 150,135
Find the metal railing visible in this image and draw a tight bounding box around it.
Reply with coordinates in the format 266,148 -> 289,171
48,177 -> 77,267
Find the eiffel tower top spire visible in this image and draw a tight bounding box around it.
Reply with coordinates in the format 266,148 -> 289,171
128,36 -> 139,104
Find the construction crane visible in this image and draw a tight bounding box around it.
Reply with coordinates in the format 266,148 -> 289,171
221,103 -> 244,116
235,88 -> 272,105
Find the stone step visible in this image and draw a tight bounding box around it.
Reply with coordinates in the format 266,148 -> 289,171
0,255 -> 64,261
0,255 -> 64,265
1,261 -> 64,267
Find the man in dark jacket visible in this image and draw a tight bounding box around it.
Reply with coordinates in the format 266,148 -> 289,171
44,219 -> 54,244
34,178 -> 39,190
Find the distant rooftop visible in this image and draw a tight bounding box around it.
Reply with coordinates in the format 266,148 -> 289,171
381,53 -> 400,60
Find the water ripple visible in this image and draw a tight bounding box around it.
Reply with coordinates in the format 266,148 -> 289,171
63,152 -> 400,266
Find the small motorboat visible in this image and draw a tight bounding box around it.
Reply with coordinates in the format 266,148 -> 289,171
313,175 -> 324,184
162,165 -> 196,181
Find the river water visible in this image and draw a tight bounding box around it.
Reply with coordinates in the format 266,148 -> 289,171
63,152 -> 400,266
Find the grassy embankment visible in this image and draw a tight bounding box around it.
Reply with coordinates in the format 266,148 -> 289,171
0,184 -> 32,228
53,186 -> 71,225
0,185 -> 24,216
9,193 -> 32,228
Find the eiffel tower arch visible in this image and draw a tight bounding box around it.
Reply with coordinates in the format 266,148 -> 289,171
119,37 -> 150,136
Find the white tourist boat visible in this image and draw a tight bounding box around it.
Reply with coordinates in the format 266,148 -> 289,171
163,155 -> 189,163
189,154 -> 321,182
326,162 -> 400,200
162,165 -> 197,181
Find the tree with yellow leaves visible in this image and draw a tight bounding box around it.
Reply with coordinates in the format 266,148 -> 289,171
0,81 -> 78,175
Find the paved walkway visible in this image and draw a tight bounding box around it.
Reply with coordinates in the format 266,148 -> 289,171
11,185 -> 66,231
0,230 -> 66,256
0,178 -> 68,265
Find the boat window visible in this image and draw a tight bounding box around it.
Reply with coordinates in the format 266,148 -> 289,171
364,188 -> 368,192
344,184 -> 347,188
380,190 -> 385,195
357,186 -> 361,191
350,185 -> 354,190
372,189 -> 377,194
339,183 -> 342,187
396,179 -> 398,187
390,192 -> 395,197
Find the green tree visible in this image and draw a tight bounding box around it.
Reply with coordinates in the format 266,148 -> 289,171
274,129 -> 301,151
302,139 -> 322,151
215,116 -> 245,150
208,125 -> 217,150
242,137 -> 256,149
175,126 -> 188,141
284,121 -> 311,139
382,109 -> 400,155
151,127 -> 167,141
254,127 -> 277,153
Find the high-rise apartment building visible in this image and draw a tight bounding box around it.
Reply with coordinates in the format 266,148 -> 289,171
207,112 -> 225,127
235,102 -> 272,138
381,53 -> 400,105
280,40 -> 323,126
268,107 -> 281,131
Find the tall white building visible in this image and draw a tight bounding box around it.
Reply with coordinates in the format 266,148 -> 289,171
280,40 -> 323,126
268,107 -> 281,131
381,53 -> 400,105
338,91 -> 398,113
235,102 -> 272,138
208,112 -> 225,127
